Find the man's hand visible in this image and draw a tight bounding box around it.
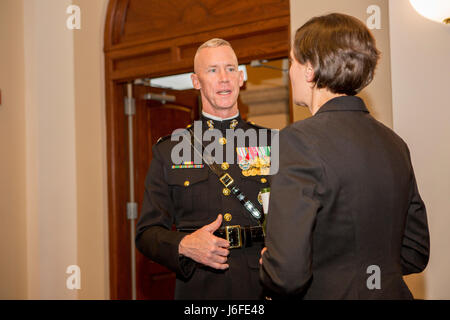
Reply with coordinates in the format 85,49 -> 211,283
259,247 -> 267,265
179,214 -> 230,270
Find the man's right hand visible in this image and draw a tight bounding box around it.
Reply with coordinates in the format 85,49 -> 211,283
178,214 -> 230,270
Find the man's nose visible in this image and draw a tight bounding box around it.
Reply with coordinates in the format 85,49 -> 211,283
218,69 -> 230,82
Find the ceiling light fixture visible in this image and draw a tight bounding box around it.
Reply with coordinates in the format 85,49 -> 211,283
409,0 -> 450,25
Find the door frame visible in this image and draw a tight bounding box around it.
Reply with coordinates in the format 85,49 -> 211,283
104,0 -> 291,299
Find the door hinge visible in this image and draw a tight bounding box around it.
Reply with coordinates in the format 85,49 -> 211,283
127,202 -> 138,220
124,97 -> 136,116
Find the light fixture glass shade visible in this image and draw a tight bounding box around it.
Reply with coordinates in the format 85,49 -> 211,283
409,0 -> 450,24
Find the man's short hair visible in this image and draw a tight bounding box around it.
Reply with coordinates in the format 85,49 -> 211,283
293,13 -> 380,96
197,38 -> 232,52
193,38 -> 237,73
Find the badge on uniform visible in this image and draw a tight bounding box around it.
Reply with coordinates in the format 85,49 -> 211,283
236,146 -> 271,176
171,161 -> 204,169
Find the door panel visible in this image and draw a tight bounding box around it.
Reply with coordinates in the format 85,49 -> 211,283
133,84 -> 199,299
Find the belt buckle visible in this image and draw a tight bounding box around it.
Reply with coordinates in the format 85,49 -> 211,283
225,225 -> 242,249
219,173 -> 234,188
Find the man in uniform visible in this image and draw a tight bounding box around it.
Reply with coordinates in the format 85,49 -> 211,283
135,38 -> 272,299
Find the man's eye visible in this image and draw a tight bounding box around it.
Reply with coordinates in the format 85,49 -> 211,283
227,67 -> 235,72
209,68 -> 216,73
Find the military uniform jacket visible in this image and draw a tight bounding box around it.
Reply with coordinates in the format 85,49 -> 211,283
260,96 -> 430,299
136,114 -> 272,299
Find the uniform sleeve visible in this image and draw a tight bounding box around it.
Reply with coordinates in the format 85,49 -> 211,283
135,144 -> 196,279
260,127 -> 324,295
401,151 -> 430,275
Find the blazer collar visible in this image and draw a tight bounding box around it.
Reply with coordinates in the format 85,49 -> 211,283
315,96 -> 369,115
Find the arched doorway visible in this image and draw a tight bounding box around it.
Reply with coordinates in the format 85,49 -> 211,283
104,0 -> 291,299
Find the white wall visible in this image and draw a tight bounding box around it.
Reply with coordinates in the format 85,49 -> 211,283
0,0 -> 109,299
23,0 -> 109,299
73,0 -> 110,299
290,0 -> 450,299
290,0 -> 393,127
389,0 -> 450,300
24,0 -> 78,299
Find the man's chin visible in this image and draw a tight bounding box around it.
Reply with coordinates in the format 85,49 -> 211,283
211,104 -> 236,111
203,105 -> 238,118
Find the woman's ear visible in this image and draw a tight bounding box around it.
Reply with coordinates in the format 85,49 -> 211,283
305,61 -> 315,83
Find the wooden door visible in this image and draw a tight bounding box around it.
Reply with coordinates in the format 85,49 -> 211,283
132,84 -> 199,299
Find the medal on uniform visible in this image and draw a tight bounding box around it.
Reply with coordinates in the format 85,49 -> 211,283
239,160 -> 250,171
236,147 -> 251,172
237,146 -> 271,176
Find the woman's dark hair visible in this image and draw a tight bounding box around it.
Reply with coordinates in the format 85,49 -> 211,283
293,13 -> 380,96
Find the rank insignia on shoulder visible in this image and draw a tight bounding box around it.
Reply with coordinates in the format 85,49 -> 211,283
247,121 -> 268,130
236,146 -> 271,176
171,161 -> 204,169
156,135 -> 171,145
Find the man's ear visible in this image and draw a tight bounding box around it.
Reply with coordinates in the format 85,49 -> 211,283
238,69 -> 244,87
191,73 -> 201,89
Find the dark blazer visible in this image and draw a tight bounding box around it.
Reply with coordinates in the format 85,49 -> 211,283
260,96 -> 430,299
136,115 -> 271,299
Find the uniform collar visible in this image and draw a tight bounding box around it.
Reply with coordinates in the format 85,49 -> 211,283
201,111 -> 242,131
315,96 -> 369,115
202,111 -> 239,121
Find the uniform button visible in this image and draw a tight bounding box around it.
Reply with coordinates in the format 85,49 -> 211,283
224,213 -> 232,222
223,188 -> 231,196
221,162 -> 229,170
260,178 -> 267,184
184,180 -> 190,187
219,137 -> 227,145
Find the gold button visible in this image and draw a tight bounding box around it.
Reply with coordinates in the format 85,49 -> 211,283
223,188 -> 231,196
186,124 -> 192,129
221,162 -> 229,170
224,213 -> 232,222
260,178 -> 267,184
219,137 -> 227,145
184,181 -> 190,187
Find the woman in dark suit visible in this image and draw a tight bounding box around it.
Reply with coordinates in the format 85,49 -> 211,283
260,13 -> 429,299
